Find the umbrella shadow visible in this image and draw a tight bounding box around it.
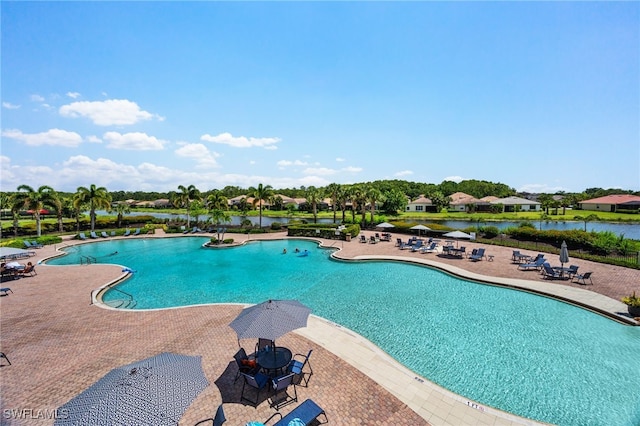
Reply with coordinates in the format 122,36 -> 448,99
214,361 -> 271,408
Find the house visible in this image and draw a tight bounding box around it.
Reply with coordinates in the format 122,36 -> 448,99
448,192 -> 481,212
153,199 -> 172,208
406,195 -> 436,213
492,196 -> 541,212
578,195 -> 640,212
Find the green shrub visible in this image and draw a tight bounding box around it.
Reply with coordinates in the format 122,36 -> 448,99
270,222 -> 282,230
482,226 -> 500,238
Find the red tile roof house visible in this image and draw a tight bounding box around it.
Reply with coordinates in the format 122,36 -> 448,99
578,194 -> 640,212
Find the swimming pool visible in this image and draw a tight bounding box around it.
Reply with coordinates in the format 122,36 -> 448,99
48,238 -> 640,426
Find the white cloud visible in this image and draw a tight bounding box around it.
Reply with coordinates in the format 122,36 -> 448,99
103,132 -> 166,150
303,167 -> 337,176
1,128 -> 83,147
174,143 -> 220,168
201,132 -> 281,149
30,94 -> 45,102
443,175 -> 464,183
87,135 -> 102,143
66,92 -> 81,99
342,166 -> 363,173
0,156 -> 16,187
395,170 -> 414,177
336,157 -> 346,162
277,160 -> 309,167
2,102 -> 20,109
59,99 -> 160,126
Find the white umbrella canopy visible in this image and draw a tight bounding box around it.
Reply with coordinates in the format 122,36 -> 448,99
376,222 -> 395,229
443,230 -> 472,239
410,224 -> 431,237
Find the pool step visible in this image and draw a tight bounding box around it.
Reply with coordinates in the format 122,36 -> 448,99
103,299 -> 137,309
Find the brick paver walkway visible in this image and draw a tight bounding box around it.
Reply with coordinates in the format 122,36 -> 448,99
1,230 -> 638,425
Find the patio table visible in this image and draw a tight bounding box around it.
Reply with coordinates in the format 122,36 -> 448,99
257,347 -> 292,377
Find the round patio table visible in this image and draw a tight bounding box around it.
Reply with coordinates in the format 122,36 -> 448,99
257,347 -> 292,377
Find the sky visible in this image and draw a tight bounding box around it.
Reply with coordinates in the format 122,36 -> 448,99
1,1 -> 639,195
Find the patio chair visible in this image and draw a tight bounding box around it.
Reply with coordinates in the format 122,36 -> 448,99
133,228 -> 141,236
0,288 -> 13,296
359,235 -> 367,243
395,238 -> 403,247
270,373 -> 297,410
411,240 -> 423,252
572,271 -> 593,285
90,231 -> 99,239
264,399 -> 328,426
287,349 -> 313,387
234,348 -> 259,382
18,263 -> 36,277
542,263 -> 563,280
256,338 -> 274,353
240,371 -> 269,407
194,404 -> 226,426
101,231 -> 109,238
0,352 -> 10,366
123,229 -> 131,237
469,248 -> 485,261
78,232 -> 87,240
419,242 -> 437,254
467,248 -> 478,258
566,265 -> 579,279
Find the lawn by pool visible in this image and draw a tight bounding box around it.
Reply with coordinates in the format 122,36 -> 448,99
48,238 -> 640,426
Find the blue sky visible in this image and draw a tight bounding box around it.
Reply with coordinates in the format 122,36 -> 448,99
1,2 -> 638,194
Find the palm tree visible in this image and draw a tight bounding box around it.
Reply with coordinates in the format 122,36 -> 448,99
347,184 -> 365,225
305,186 -> 322,224
247,183 -> 273,229
365,185 -> 384,225
112,202 -> 131,228
336,185 -> 349,223
206,190 -> 229,211
14,185 -> 56,237
176,184 -> 201,228
50,191 -> 66,233
74,184 -> 112,232
325,183 -> 341,224
209,208 -> 231,244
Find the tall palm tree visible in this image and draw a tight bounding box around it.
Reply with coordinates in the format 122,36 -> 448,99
14,185 -> 56,237
247,183 -> 273,229
365,185 -> 384,225
325,183 -> 341,224
50,191 -> 66,233
112,202 -> 131,228
206,190 -> 229,211
209,208 -> 231,243
74,184 -> 111,232
348,184 -> 366,225
305,186 -> 323,224
336,185 -> 349,223
176,184 -> 200,228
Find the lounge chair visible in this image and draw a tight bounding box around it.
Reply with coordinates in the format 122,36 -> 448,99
24,241 -> 42,249
572,271 -> 593,285
0,288 -> 13,296
518,257 -> 546,271
395,238 -> 403,247
18,264 -> 36,277
123,229 -> 131,237
90,231 -> 99,239
469,248 -> 486,261
132,228 -> 141,236
420,242 -> 438,253
360,235 -> 367,243
264,399 -> 328,425
467,248 -> 478,258
542,263 -> 564,280
369,235 -> 378,244
101,231 -> 109,238
411,240 -> 423,252
78,232 -> 87,240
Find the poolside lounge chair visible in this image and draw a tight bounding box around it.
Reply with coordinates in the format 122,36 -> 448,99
101,231 -> 109,238
518,257 -> 546,271
270,373 -> 297,410
360,235 -> 367,243
0,352 -> 10,366
78,232 -> 87,240
264,399 -> 328,425
24,241 -> 42,249
123,229 -> 131,237
18,264 -> 36,277
411,240 -> 423,252
420,242 -> 438,253
90,231 -> 99,239
0,288 -> 13,296
469,248 -> 485,261
369,235 -> 379,244
133,228 -> 141,236
287,349 -> 313,387
395,238 -> 403,247
542,263 -> 564,280
572,271 -> 593,285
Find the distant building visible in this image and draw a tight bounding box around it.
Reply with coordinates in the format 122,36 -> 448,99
406,195 -> 435,212
492,196 -> 541,212
578,195 -> 640,212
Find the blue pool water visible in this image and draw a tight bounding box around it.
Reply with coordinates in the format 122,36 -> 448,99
48,238 -> 640,426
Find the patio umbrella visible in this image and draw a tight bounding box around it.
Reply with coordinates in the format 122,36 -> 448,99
229,299 -> 312,343
559,240 -> 570,268
55,352 -> 209,426
443,230 -> 472,240
410,224 -> 431,237
376,222 -> 395,229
